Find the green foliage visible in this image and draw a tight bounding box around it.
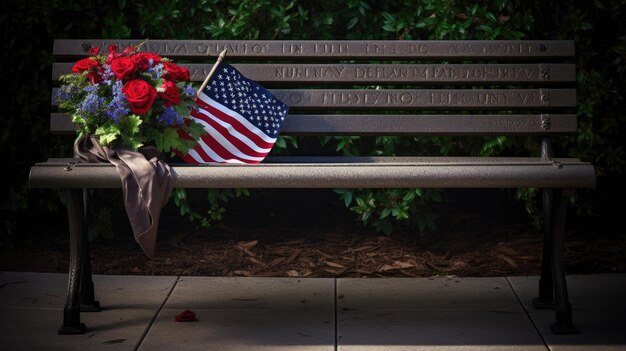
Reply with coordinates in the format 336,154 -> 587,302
335,188 -> 442,235
172,188 -> 250,228
2,0 -> 625,242
273,135 -> 298,152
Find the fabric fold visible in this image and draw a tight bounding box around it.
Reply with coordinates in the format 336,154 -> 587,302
74,136 -> 173,258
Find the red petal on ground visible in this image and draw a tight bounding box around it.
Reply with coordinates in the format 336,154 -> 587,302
175,309 -> 198,322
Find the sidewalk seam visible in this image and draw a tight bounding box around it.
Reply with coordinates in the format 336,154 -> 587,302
134,275 -> 180,351
334,278 -> 338,351
505,276 -> 551,351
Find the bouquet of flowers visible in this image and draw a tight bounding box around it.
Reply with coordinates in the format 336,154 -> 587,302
56,41 -> 204,154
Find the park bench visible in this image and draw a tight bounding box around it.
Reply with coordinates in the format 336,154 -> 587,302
30,39 -> 595,335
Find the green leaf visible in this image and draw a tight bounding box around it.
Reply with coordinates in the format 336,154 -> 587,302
343,191 -> 353,207
383,24 -> 396,32
174,103 -> 190,117
580,22 -> 594,30
119,114 -> 143,150
356,197 -> 366,207
94,124 -> 121,146
185,120 -> 206,139
286,136 -> 298,148
275,137 -> 287,148
336,139 -> 347,151
402,191 -> 416,202
362,210 -> 371,222
160,127 -> 184,153
124,114 -> 142,134
347,17 -> 358,30
380,207 -> 391,219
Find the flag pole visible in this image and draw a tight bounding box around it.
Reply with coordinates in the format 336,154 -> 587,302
196,48 -> 228,98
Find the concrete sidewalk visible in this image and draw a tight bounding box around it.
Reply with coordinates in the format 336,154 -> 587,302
0,272 -> 624,350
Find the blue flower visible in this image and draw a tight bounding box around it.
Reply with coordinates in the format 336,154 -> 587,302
78,87 -> 105,119
83,85 -> 98,94
158,106 -> 184,126
105,81 -> 130,123
55,87 -> 73,103
105,99 -> 130,124
57,83 -> 78,103
183,84 -> 197,97
147,63 -> 165,79
101,65 -> 114,86
111,80 -> 124,98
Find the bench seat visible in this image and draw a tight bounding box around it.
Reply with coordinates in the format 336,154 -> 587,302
31,157 -> 595,189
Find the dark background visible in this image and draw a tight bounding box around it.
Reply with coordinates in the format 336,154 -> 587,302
0,0 -> 624,253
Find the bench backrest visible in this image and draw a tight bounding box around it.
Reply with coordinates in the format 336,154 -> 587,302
51,40 -> 576,151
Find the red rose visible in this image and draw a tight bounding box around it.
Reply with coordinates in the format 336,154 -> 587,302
111,57 -> 138,81
123,45 -> 136,54
87,71 -> 103,84
106,44 -> 122,64
158,80 -> 181,107
133,52 -> 163,71
162,62 -> 190,82
88,47 -> 100,56
71,57 -> 100,73
122,79 -> 157,115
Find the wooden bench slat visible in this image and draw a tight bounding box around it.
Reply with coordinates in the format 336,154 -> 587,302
51,88 -> 576,109
272,88 -> 576,109
52,63 -> 576,84
280,113 -> 577,135
29,157 -> 596,189
54,40 -> 575,60
50,113 -> 577,135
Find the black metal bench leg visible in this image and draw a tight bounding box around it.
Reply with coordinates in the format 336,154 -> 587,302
534,189 -> 555,309
549,189 -> 578,334
550,190 -> 578,334
58,189 -> 87,335
80,189 -> 100,312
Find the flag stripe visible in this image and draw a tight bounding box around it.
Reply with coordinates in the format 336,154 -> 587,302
185,149 -> 205,163
194,97 -> 276,152
197,93 -> 277,145
179,128 -> 249,164
191,109 -> 272,155
174,132 -> 212,163
192,100 -> 272,160
173,130 -> 203,163
195,137 -> 246,164
190,141 -> 248,163
194,115 -> 265,162
182,150 -> 203,164
178,127 -> 220,163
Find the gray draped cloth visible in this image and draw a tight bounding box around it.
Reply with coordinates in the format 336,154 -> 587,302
74,136 -> 173,259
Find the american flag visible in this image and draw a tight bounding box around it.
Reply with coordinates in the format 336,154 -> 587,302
180,62 -> 289,164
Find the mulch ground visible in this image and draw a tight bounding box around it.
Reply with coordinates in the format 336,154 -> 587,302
2,189 -> 625,277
